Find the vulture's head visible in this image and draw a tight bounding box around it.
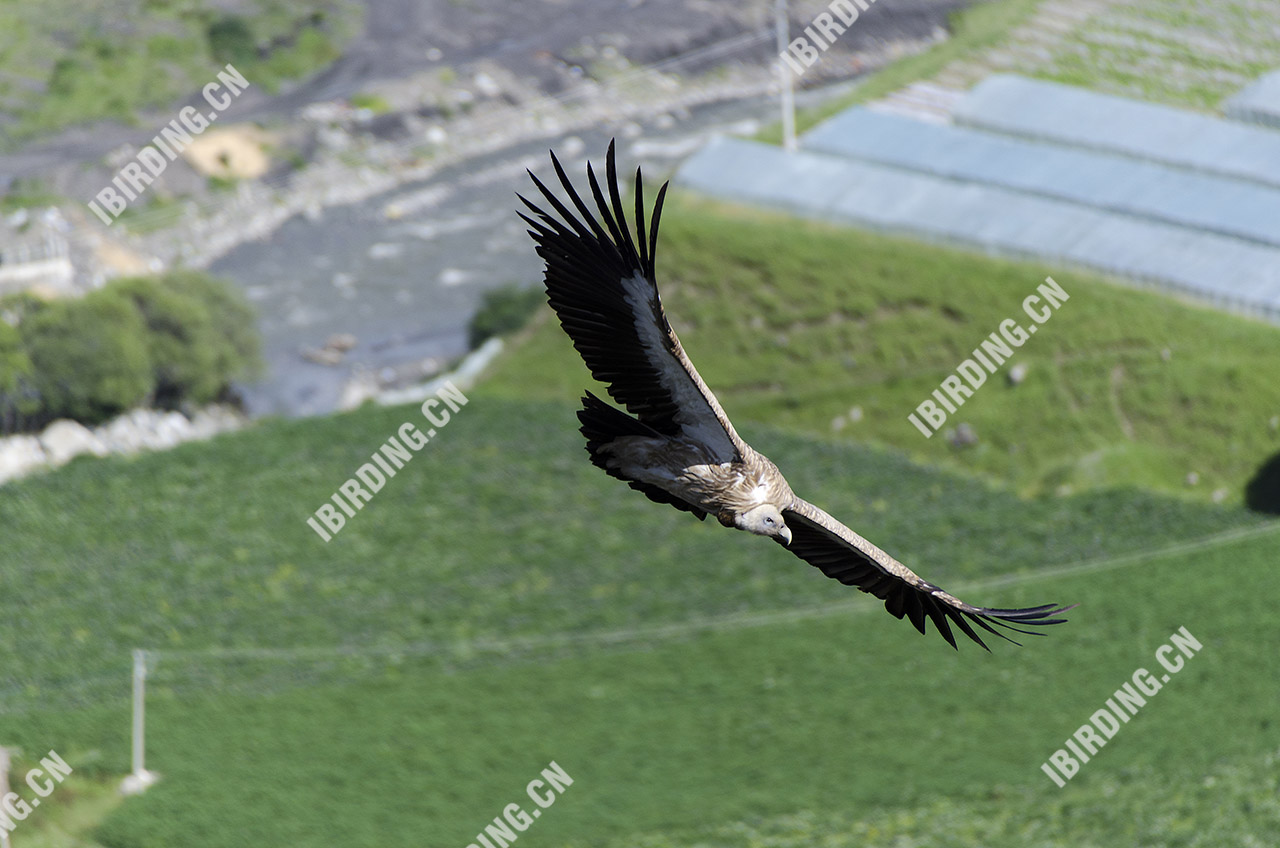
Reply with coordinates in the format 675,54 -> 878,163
736,504 -> 792,546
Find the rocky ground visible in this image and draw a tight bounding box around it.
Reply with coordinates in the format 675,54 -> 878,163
0,405 -> 246,485
5,0 -> 963,287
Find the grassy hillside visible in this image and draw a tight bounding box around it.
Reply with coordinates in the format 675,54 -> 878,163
761,0 -> 1280,144
3,195 -> 1279,845
0,0 -> 359,143
4,461 -> 1276,846
758,0 -> 1046,143
0,390 -> 1276,846
3,396 -> 1265,718
615,746 -> 1280,847
488,196 -> 1280,503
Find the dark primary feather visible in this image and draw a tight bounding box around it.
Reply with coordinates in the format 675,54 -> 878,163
516,140 -> 683,435
781,502 -> 1075,651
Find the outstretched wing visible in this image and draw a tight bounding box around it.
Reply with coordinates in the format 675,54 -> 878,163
782,498 -> 1075,650
518,140 -> 746,463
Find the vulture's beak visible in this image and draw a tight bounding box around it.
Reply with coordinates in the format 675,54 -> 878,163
779,526 -> 793,546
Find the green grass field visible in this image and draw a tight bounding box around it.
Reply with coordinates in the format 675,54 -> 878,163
3,186 -> 1280,845
1,389 -> 1277,846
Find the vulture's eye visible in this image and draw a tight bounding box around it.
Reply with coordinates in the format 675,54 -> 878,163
765,516 -> 776,527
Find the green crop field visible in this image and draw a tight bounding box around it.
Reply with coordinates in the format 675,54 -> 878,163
3,187 -> 1280,846
1,397 -> 1277,846
2,393 -> 1278,847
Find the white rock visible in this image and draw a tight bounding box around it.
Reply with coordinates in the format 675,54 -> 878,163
186,406 -> 242,441
325,333 -> 358,352
0,435 -> 46,483
439,268 -> 470,287
473,72 -> 501,98
339,370 -> 380,411
186,409 -> 221,441
151,412 -> 192,449
40,420 -> 108,466
98,415 -> 148,454
367,242 -> 403,260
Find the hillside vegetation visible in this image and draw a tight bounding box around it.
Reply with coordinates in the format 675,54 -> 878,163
0,270 -> 261,432
1,391 -> 1276,846
490,195 -> 1280,503
763,0 -> 1280,143
0,0 -> 360,143
3,160 -> 1279,848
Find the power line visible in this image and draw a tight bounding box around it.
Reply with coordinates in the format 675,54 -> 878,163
141,519 -> 1280,664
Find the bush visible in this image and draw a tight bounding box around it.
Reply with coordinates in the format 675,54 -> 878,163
111,276 -> 223,407
349,92 -> 391,114
9,271 -> 261,429
468,284 -> 544,349
112,270 -> 262,408
207,15 -> 257,66
20,289 -> 153,424
162,270 -> 263,387
0,321 -> 36,432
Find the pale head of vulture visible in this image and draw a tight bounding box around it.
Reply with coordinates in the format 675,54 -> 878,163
736,504 -> 792,545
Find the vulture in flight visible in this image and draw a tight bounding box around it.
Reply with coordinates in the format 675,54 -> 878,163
518,141 -> 1073,650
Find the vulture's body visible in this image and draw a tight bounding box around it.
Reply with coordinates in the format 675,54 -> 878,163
519,142 -> 1073,650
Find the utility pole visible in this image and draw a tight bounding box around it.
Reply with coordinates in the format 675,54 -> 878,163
0,745 -> 12,848
775,0 -> 797,151
131,649 -> 146,779
121,650 -> 158,795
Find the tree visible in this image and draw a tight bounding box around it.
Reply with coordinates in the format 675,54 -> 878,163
20,289 -> 152,424
112,275 -> 224,407
0,321 -> 36,433
162,270 -> 263,391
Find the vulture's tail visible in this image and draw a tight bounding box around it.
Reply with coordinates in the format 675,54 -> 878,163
577,391 -> 661,464
576,392 -> 708,521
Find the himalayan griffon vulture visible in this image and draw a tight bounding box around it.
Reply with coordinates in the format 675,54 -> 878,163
518,141 -> 1073,650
